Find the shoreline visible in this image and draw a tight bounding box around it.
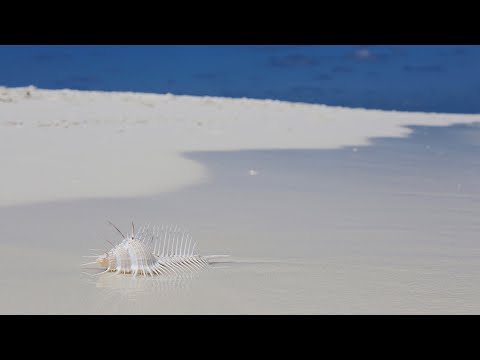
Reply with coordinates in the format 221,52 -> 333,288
1,86 -> 480,207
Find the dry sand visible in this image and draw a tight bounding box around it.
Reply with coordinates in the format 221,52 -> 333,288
0,86 -> 479,314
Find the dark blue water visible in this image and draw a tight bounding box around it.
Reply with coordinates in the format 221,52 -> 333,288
1,45 -> 479,113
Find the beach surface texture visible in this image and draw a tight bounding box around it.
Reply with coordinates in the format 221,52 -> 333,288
1,86 -> 479,314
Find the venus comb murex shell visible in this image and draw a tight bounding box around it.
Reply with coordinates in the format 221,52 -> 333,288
84,222 -> 228,277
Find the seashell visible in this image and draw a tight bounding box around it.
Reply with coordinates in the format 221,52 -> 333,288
83,222 -> 228,277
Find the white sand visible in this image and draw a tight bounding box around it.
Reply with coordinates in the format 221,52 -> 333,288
1,86 -> 479,207
1,86 -> 480,314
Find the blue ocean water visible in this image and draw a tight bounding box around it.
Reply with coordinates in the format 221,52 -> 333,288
0,45 -> 479,113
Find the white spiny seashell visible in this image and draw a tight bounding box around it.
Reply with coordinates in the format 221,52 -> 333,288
84,222 -> 228,277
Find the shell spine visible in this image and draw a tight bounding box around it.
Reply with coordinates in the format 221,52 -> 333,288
89,223 -> 218,277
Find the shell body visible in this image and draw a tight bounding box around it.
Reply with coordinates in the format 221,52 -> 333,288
90,224 -> 223,277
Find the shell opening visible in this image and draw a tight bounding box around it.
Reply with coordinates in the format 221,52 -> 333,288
96,253 -> 109,268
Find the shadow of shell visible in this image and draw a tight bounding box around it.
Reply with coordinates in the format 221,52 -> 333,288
81,270 -> 201,303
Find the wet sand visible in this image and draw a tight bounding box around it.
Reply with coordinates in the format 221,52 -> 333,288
0,123 -> 479,313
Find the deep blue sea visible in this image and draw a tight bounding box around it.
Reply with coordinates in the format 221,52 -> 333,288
1,45 -> 479,113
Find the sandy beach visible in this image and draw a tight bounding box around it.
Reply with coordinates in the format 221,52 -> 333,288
1,86 -> 479,314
